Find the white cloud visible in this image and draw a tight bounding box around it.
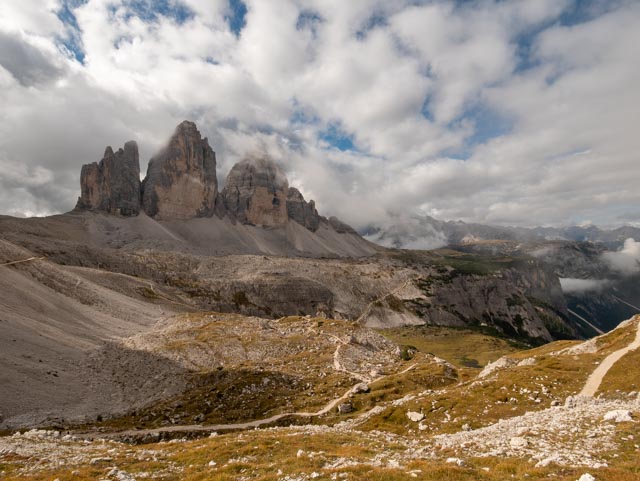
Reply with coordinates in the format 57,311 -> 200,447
0,0 -> 638,233
602,238 -> 640,275
559,278 -> 610,294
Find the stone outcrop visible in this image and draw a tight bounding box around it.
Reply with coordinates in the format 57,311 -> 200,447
286,187 -> 321,232
141,121 -> 218,220
222,156 -> 289,227
74,120 -> 360,236
75,141 -> 141,216
327,216 -> 357,234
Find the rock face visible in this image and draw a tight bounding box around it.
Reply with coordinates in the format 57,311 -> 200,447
141,121 -> 218,220
222,156 -> 289,227
73,120 -> 360,237
286,187 -> 321,232
76,141 -> 141,216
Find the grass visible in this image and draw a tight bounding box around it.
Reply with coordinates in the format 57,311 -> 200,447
357,339 -> 608,436
378,325 -> 525,368
597,337 -> 640,396
4,425 -> 640,481
79,313 -> 412,432
5,317 -> 640,481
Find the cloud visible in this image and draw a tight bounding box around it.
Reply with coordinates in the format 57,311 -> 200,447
0,31 -> 66,86
602,238 -> 640,275
559,278 -> 610,294
0,0 -> 638,232
363,215 -> 448,250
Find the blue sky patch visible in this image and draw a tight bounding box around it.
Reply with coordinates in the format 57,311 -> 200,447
114,0 -> 195,24
296,10 -> 323,37
56,0 -> 86,63
319,123 -> 357,152
226,0 -> 247,36
445,102 -> 513,160
355,12 -> 388,40
421,95 -> 435,122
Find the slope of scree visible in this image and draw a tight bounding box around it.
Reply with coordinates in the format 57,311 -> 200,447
0,238 -> 191,429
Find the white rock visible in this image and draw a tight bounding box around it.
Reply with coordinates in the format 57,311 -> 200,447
510,437 -> 528,449
446,457 -> 465,466
603,410 -> 633,423
406,411 -> 424,422
296,449 -> 305,458
535,454 -> 561,468
577,474 -> 596,481
208,460 -> 216,466
351,383 -> 370,394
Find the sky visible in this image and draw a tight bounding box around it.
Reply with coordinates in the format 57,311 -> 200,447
0,0 -> 639,230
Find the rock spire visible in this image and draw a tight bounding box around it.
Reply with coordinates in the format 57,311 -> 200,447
141,121 -> 218,220
75,141 -> 141,216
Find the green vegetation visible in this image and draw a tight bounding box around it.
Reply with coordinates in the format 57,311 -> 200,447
379,325 -> 525,368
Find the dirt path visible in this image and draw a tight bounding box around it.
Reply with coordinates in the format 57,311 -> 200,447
580,318 -> 640,397
0,256 -> 46,267
83,361 -> 418,440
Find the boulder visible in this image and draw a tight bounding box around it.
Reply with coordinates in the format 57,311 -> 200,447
76,141 -> 140,216
509,436 -> 528,449
141,121 -> 218,219
351,383 -> 370,394
577,474 -> 596,481
222,156 -> 289,227
603,409 -> 633,423
406,411 -> 424,422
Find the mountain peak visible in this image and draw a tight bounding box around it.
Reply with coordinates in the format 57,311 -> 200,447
222,155 -> 290,227
74,121 -> 357,235
141,121 -> 218,220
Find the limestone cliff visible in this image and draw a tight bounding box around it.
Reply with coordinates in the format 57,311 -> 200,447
222,156 -> 289,227
75,141 -> 140,216
73,120 -> 360,238
141,121 -> 218,220
286,187 -> 321,232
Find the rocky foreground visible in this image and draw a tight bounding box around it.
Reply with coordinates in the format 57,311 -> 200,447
1,317 -> 639,481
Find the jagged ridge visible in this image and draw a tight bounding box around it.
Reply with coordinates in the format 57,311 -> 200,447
76,120 -> 351,233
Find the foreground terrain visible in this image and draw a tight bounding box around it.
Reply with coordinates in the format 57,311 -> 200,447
1,315 -> 639,480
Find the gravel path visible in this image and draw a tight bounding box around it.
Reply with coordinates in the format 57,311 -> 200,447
580,318 -> 640,397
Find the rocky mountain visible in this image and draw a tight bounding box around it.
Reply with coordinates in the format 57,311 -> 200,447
74,120 -> 367,252
4,126 -> 639,481
141,121 -> 219,220
69,121 -> 376,257
222,156 -> 290,227
365,214 -> 640,251
75,141 -> 141,216
366,215 -> 640,334
286,187 -> 321,231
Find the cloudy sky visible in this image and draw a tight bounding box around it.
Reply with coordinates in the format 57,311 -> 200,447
1,0 -> 638,230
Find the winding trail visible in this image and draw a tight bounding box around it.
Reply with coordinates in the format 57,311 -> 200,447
579,318 -> 640,397
0,256 -> 46,267
84,358 -> 419,440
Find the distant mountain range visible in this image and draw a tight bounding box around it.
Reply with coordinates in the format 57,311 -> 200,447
363,214 -> 640,251
363,214 -> 640,335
